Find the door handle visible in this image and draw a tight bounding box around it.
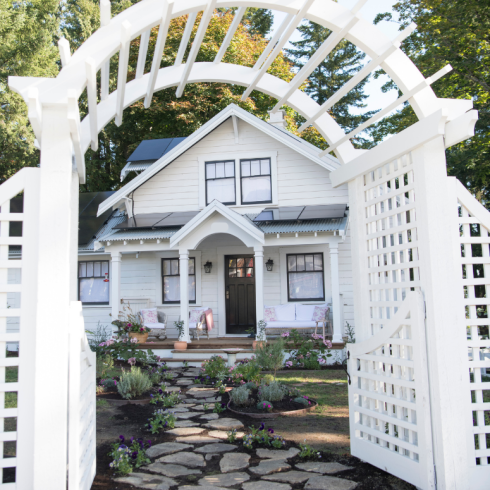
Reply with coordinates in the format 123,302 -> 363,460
226,286 -> 229,299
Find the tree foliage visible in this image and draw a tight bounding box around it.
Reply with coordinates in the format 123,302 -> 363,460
286,20 -> 378,150
373,0 -> 490,203
0,0 -> 60,182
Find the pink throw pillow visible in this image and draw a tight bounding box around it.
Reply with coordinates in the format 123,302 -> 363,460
141,308 -> 158,324
264,307 -> 277,322
189,309 -> 204,322
312,306 -> 328,322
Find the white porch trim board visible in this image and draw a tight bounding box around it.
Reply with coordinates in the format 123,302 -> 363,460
254,246 -> 264,339
179,249 -> 191,342
111,251 -> 122,320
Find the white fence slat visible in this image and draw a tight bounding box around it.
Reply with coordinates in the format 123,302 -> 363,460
68,301 -> 96,490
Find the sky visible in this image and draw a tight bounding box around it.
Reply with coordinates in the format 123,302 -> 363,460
270,0 -> 401,116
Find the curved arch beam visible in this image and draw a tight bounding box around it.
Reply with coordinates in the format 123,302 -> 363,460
9,0 -> 445,166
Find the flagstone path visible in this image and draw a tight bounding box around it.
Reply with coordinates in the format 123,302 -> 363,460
113,367 -> 358,490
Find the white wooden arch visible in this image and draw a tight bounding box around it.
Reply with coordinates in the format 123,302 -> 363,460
8,0 -> 466,184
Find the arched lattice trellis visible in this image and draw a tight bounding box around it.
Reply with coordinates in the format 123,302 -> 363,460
4,2 -> 481,490
9,0 -> 464,184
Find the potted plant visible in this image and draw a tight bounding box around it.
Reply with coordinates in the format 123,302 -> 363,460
115,306 -> 150,343
173,320 -> 187,350
253,319 -> 267,350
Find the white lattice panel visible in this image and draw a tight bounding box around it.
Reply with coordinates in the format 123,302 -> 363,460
348,291 -> 435,489
455,180 -> 490,474
362,153 -> 421,337
69,302 -> 96,490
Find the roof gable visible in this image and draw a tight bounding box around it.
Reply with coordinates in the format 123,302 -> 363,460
97,104 -> 340,217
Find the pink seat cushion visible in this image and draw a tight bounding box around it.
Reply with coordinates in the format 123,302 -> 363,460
312,305 -> 329,322
264,306 -> 277,322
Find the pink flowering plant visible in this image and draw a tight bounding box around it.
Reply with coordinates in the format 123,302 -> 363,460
95,338 -> 158,365
285,329 -> 332,370
228,357 -> 261,385
200,355 -> 227,379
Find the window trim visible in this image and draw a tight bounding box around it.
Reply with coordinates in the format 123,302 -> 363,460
198,151 -> 278,209
239,158 -> 273,205
78,260 -> 110,305
161,257 -> 197,305
205,160 -> 236,206
286,253 -> 325,302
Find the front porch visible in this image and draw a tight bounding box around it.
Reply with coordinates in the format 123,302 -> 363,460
134,337 -> 347,367
96,201 -> 350,350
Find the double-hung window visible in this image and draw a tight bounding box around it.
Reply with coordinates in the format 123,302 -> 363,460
162,258 -> 196,304
79,261 -> 109,305
205,161 -> 236,205
287,253 -> 325,301
240,158 -> 272,205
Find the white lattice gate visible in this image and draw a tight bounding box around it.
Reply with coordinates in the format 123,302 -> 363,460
348,291 -> 435,488
338,133 -> 475,489
68,302 -> 96,490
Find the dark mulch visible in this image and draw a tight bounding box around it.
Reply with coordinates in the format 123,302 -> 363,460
226,389 -> 312,414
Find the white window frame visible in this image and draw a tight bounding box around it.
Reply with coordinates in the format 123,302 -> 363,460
198,150 -> 278,209
78,254 -> 112,308
279,245 -> 331,305
155,251 -> 202,307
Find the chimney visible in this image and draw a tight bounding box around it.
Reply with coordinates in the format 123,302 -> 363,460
268,110 -> 287,129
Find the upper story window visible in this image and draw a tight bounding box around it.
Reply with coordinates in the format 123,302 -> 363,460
79,261 -> 109,305
162,258 -> 196,304
205,161 -> 235,205
240,158 -> 272,205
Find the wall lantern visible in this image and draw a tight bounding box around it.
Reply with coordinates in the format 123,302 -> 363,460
204,261 -> 213,273
265,258 -> 274,272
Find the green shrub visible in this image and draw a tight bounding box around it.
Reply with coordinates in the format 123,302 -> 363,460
258,380 -> 287,402
257,400 -> 273,412
100,378 -> 117,389
254,338 -> 285,378
96,354 -> 114,379
230,385 -> 251,406
201,355 -> 227,378
294,396 -> 309,406
117,367 -> 152,399
230,358 -> 261,384
244,381 -> 256,390
262,374 -> 274,385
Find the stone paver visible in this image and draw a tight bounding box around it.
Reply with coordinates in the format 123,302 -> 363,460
114,472 -> 176,490
176,379 -> 194,385
220,453 -> 250,473
296,462 -> 354,475
243,482 -> 291,490
175,412 -> 200,420
167,407 -> 189,413
191,392 -> 217,398
187,387 -> 218,393
166,427 -> 204,436
305,475 -> 358,490
174,403 -> 195,408
262,470 -> 312,484
145,442 -> 193,459
203,418 -> 244,430
146,462 -> 201,478
194,443 -> 238,454
256,448 -> 300,460
158,451 -> 206,468
162,386 -> 181,392
199,471 -> 250,487
249,459 -> 291,475
208,430 -> 245,440
179,486 -> 228,490
176,435 -> 221,444
174,420 -> 201,428
204,397 -> 217,402
199,413 -> 219,420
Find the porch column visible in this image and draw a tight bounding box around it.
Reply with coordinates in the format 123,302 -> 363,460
111,251 -> 122,324
179,249 -> 191,342
254,246 -> 265,340
329,242 -> 343,343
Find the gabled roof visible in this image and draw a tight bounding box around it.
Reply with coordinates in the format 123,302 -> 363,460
169,200 -> 265,248
97,104 -> 340,217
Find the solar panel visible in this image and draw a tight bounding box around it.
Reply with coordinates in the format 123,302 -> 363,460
127,137 -> 187,163
115,211 -> 200,230
299,204 -> 346,220
254,205 -> 346,222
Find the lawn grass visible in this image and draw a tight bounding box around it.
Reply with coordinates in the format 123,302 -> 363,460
275,369 -> 348,415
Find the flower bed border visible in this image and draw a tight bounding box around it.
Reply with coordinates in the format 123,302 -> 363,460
226,399 -> 318,419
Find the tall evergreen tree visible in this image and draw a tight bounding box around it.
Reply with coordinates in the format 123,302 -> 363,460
0,0 -> 60,183
286,20 -> 378,149
373,0 -> 490,203
243,8 -> 273,38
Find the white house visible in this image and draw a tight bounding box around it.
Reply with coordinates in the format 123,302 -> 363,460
77,104 -> 353,346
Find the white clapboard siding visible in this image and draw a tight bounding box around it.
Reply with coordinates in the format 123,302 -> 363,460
133,118 -> 349,214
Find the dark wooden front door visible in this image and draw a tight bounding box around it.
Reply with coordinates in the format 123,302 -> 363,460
225,255 -> 256,334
